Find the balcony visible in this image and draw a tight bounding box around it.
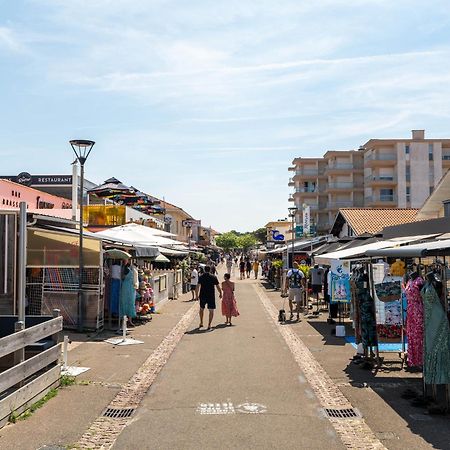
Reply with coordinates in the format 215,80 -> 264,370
288,177 -> 294,186
365,195 -> 397,206
326,163 -> 363,174
326,182 -> 361,192
365,174 -> 396,185
327,201 -> 354,210
365,153 -> 397,167
293,169 -> 319,180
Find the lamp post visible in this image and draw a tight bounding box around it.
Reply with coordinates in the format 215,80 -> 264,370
288,206 -> 297,268
70,139 -> 95,332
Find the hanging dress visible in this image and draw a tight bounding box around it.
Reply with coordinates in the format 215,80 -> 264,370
421,282 -> 450,384
119,267 -> 137,319
405,276 -> 424,367
355,272 -> 378,348
221,281 -> 240,318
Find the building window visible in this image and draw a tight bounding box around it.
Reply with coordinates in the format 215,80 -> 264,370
405,144 -> 410,154
406,187 -> 411,203
405,166 -> 410,182
380,188 -> 394,202
430,186 -> 434,195
429,143 -> 434,161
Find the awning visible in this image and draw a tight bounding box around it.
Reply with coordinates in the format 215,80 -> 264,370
366,237 -> 450,258
158,247 -> 188,256
134,246 -> 160,258
314,235 -> 437,265
153,253 -> 171,263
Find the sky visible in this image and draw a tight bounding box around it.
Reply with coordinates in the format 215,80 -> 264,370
1,1 -> 450,232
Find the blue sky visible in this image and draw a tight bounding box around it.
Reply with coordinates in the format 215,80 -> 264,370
1,0 -> 450,231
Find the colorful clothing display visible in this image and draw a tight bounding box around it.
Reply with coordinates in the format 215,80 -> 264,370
405,276 -> 424,367
355,272 -> 378,348
221,282 -> 239,318
119,267 -> 137,319
421,282 -> 450,384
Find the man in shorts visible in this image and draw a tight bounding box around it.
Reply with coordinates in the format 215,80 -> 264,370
190,265 -> 199,301
196,265 -> 222,330
285,262 -> 305,321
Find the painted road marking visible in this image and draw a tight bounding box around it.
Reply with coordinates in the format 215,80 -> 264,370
236,402 -> 267,414
196,401 -> 267,415
254,284 -> 386,450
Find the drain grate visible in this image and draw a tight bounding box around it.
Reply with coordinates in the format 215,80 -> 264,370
103,407 -> 135,419
325,408 -> 361,419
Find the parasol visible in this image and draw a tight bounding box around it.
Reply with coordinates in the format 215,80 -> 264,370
105,248 -> 132,260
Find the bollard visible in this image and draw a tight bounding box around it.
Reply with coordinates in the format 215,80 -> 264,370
122,315 -> 127,339
63,335 -> 69,369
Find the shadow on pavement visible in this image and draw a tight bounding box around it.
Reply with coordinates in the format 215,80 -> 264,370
307,320 -> 347,346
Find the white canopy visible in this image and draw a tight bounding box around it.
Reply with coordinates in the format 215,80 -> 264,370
94,223 -> 185,247
314,235 -> 436,265
366,237 -> 450,258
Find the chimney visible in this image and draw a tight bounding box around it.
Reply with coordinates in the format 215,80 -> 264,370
412,129 -> 425,140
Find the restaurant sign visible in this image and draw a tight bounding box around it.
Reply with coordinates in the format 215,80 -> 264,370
0,173 -> 73,186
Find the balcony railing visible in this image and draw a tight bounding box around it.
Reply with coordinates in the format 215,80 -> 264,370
365,175 -> 396,182
365,153 -> 396,161
365,195 -> 397,203
295,187 -> 318,193
327,182 -> 355,189
328,201 -> 354,208
327,163 -> 354,170
295,169 -> 318,176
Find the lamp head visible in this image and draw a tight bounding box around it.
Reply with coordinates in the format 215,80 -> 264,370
70,139 -> 95,165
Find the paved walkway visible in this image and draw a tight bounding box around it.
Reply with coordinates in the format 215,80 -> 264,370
0,272 -> 447,449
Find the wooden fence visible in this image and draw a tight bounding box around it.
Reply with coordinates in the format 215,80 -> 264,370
0,313 -> 62,428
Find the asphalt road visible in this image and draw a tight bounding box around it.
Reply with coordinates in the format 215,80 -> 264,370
113,276 -> 343,450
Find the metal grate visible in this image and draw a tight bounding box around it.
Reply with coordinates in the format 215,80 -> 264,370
103,407 -> 135,419
325,408 -> 361,419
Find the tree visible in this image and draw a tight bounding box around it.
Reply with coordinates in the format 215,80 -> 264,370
251,227 -> 267,244
237,233 -> 258,250
216,232 -> 239,251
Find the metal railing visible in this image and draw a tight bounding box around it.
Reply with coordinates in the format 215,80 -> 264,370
365,153 -> 396,161
327,182 -> 355,189
365,175 -> 396,182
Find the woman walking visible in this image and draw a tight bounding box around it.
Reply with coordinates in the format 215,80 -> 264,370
239,258 -> 245,280
221,273 -> 239,325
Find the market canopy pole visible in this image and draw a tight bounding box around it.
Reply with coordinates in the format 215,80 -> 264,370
70,139 -> 95,332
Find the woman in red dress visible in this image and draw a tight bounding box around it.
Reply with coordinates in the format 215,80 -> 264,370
221,273 -> 240,325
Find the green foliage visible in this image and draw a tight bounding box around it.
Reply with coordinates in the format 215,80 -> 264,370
251,227 -> 267,244
271,259 -> 283,269
216,232 -> 240,251
298,265 -> 310,277
237,234 -> 258,250
60,375 -> 76,387
9,388 -> 58,423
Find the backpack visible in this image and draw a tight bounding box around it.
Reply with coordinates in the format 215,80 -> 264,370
289,269 -> 303,289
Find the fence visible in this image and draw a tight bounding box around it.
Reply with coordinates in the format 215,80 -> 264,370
0,311 -> 62,428
151,269 -> 183,305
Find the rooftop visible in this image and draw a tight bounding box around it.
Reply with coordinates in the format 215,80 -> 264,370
332,208 -> 419,236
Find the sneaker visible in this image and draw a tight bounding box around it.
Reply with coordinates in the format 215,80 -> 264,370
289,313 -> 294,320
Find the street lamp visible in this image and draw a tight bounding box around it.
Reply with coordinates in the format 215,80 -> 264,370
70,139 -> 95,332
288,206 -> 297,268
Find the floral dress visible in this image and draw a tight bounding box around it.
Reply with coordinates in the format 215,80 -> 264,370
221,281 -> 240,318
421,282 -> 450,384
405,276 -> 424,367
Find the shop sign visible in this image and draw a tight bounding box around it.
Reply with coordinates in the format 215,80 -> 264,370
0,173 -> 73,186
302,204 -> 310,235
295,225 -> 303,238
271,229 -> 285,241
330,259 -> 351,303
182,219 -> 201,227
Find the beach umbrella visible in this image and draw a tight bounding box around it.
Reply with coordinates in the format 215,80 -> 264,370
104,248 -> 132,260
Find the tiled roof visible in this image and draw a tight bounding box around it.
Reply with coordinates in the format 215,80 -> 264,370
339,208 -> 419,235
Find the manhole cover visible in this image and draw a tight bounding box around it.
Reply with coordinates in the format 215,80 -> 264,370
235,402 -> 267,414
324,408 -> 361,419
103,407 -> 135,419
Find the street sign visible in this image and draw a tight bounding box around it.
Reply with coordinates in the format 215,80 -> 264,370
182,219 -> 201,227
295,225 -> 303,238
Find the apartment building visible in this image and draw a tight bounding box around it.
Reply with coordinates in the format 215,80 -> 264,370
289,150 -> 364,232
289,130 -> 450,233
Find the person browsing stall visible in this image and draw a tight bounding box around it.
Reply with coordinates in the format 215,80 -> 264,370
284,261 -> 305,321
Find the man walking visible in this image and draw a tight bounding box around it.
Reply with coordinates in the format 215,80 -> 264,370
196,265 -> 222,330
284,262 -> 305,321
